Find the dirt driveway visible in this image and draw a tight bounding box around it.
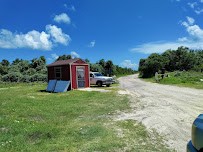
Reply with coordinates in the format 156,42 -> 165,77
117,74 -> 203,152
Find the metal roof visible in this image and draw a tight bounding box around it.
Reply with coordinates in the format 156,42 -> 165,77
47,58 -> 80,67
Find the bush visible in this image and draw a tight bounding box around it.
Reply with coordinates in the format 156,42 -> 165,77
30,74 -> 47,82
20,75 -> 31,83
2,72 -> 22,82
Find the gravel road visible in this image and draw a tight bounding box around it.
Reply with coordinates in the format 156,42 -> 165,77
117,74 -> 203,152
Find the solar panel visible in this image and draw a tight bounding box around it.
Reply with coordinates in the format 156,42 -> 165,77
46,80 -> 57,92
54,80 -> 70,93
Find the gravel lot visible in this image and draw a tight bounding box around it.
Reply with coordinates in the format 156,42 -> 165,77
117,74 -> 203,152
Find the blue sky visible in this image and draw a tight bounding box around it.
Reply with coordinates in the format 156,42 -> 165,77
0,0 -> 203,69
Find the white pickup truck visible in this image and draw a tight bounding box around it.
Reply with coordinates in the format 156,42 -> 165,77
90,72 -> 113,87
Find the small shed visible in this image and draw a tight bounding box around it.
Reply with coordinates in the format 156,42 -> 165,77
47,58 -> 90,90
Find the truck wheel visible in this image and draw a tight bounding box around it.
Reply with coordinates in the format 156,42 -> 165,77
97,81 -> 102,87
106,84 -> 110,87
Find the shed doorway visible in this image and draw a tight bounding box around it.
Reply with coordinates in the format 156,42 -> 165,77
77,67 -> 85,88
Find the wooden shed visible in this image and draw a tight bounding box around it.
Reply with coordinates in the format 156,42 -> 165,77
47,58 -> 90,90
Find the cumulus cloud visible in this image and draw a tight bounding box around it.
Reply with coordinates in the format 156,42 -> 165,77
182,17 -> 203,40
0,29 -> 52,50
53,13 -> 71,24
88,40 -> 96,48
0,25 -> 71,50
131,17 -> 203,54
46,24 -> 71,45
120,60 -> 137,69
71,51 -> 80,58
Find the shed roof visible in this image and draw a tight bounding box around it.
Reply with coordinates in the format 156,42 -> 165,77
47,58 -> 82,67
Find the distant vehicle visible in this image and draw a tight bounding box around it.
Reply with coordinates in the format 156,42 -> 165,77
90,72 -> 113,87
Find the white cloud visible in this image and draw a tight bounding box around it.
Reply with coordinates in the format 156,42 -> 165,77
131,42 -> 184,54
88,40 -> 96,48
188,2 -> 198,9
71,51 -> 80,58
182,17 -> 203,40
120,60 -> 137,69
186,16 -> 195,25
178,37 -> 188,42
0,29 -> 52,50
131,17 -> 203,54
0,25 -> 70,50
64,4 -> 76,11
195,9 -> 203,14
46,24 -> 71,45
69,5 -> 76,12
51,53 -> 59,60
53,13 -> 71,24
187,1 -> 203,14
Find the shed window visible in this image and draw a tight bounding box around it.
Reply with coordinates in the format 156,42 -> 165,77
55,67 -> 62,79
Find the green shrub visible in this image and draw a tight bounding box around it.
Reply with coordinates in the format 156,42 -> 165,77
30,74 -> 47,82
20,75 -> 31,83
2,72 -> 22,82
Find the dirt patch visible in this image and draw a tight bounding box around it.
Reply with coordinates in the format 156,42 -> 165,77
117,90 -> 131,95
78,87 -> 110,92
117,74 -> 203,152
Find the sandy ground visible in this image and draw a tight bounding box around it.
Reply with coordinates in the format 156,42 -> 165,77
117,74 -> 203,152
77,87 -> 110,92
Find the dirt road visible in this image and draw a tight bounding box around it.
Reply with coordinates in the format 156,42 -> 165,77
117,74 -> 203,152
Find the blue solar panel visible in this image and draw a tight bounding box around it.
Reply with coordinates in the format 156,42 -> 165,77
46,80 -> 57,92
54,80 -> 70,93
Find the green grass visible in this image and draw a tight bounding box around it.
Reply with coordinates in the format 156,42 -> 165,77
0,83 -> 172,151
143,71 -> 203,89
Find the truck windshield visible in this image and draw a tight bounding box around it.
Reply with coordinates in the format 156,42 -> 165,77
94,73 -> 103,77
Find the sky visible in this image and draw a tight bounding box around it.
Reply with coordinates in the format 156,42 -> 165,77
0,0 -> 203,70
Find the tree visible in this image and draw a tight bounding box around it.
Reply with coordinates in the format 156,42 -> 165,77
12,58 -> 23,65
1,59 -> 10,66
139,47 -> 203,78
98,59 -> 106,68
139,53 -> 164,78
56,55 -> 72,61
90,63 -> 104,73
0,64 -> 8,75
85,59 -> 90,63
105,60 -> 114,76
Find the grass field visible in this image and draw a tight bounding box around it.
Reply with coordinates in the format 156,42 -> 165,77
0,83 -> 172,151
143,71 -> 203,89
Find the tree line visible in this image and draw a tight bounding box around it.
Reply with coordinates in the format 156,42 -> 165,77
0,55 -> 136,82
87,59 -> 136,76
139,46 -> 203,78
0,56 -> 47,82
56,55 -> 136,76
